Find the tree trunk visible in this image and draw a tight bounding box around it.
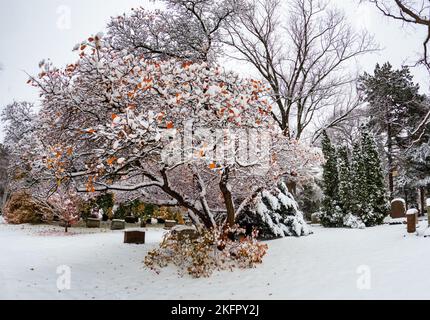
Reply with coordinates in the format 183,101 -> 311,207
219,169 -> 235,227
419,186 -> 426,217
286,180 -> 297,196
1,176 -> 10,212
404,188 -> 409,211
387,122 -> 394,199
160,169 -> 215,229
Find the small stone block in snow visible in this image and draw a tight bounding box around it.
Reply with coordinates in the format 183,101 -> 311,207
311,212 -> 321,224
125,216 -> 138,223
171,225 -> 199,241
388,218 -> 407,225
86,218 -> 101,228
164,220 -> 177,229
406,209 -> 419,215
407,211 -> 417,233
111,219 -> 126,230
124,231 -> 146,244
426,198 -> 430,208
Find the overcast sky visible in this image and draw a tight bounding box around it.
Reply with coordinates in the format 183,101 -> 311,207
0,0 -> 429,142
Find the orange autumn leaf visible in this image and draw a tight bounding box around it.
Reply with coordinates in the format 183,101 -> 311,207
107,157 -> 117,166
166,122 -> 174,129
66,147 -> 73,156
181,61 -> 193,68
111,114 -> 118,120
209,163 -> 216,169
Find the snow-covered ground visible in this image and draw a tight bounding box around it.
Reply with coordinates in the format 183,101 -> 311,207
1,219 -> 430,300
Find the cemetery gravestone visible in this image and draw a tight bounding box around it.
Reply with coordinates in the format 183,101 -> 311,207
125,216 -> 138,224
165,220 -> 177,229
86,218 -> 101,228
111,219 -> 126,230
171,225 -> 199,241
311,212 -> 321,224
124,231 -> 146,244
407,209 -> 418,233
427,198 -> 430,227
390,198 -> 406,219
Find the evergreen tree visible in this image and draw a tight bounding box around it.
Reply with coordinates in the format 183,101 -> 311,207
350,141 -> 366,216
337,145 -> 351,214
358,63 -> 427,197
319,129 -> 388,228
360,129 -> 389,226
400,109 -> 430,195
236,182 -> 312,239
320,131 -> 343,227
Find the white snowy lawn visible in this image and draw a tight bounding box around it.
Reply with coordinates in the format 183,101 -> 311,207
1,219 -> 430,300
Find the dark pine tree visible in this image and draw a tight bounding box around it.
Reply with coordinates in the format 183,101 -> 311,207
320,131 -> 343,227
337,145 -> 351,214
360,129 -> 389,226
350,141 -> 366,217
358,62 -> 426,198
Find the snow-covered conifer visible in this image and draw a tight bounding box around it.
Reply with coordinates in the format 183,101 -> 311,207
236,182 -> 312,239
320,131 -> 343,227
337,145 -> 351,214
360,129 -> 389,226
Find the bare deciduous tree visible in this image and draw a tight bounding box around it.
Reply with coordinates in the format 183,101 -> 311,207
107,0 -> 243,62
0,144 -> 9,211
365,0 -> 430,142
223,0 -> 378,140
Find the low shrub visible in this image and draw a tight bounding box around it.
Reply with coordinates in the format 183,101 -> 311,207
79,193 -> 115,220
144,225 -> 268,278
114,199 -> 146,220
154,206 -> 185,224
4,192 -> 55,224
49,193 -> 80,232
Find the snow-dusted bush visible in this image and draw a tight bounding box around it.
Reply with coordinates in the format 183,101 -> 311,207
4,192 -> 55,224
49,193 -> 80,232
343,213 -> 365,229
236,183 -> 312,239
320,202 -> 345,228
144,226 -> 268,278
